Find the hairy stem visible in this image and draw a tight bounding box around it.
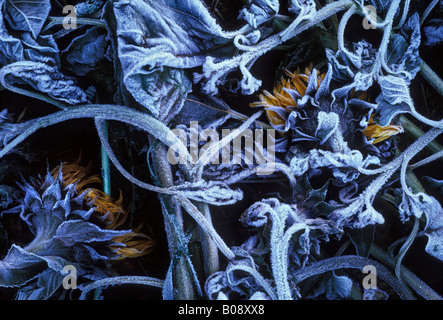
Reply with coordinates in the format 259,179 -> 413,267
420,61 -> 443,97
409,149 -> 443,169
395,216 -> 419,286
292,255 -> 415,299
399,115 -> 443,156
177,196 -> 235,261
150,140 -> 196,300
0,104 -> 192,167
370,244 -> 443,300
79,276 -> 164,299
420,0 -> 440,26
198,202 -> 220,277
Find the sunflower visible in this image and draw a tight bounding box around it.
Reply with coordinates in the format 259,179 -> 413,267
250,64 -> 402,145
250,64 -> 324,131
51,160 -> 154,260
0,158 -> 157,298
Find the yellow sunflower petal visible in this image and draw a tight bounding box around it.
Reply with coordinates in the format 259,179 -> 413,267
363,115 -> 403,144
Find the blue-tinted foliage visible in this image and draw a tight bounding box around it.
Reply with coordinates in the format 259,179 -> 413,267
0,0 -> 441,301
0,170 -> 130,297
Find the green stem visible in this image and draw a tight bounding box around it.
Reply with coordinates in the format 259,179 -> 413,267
100,120 -> 111,196
197,202 -> 220,277
370,244 -> 443,300
97,119 -> 110,302
420,0 -> 439,26
392,170 -> 428,295
394,215 -> 419,287
420,61 -> 443,97
393,0 -> 410,30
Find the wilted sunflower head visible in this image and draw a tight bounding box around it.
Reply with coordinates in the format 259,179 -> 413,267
50,161 -> 155,260
250,64 -> 324,132
250,63 -> 404,185
250,64 -> 402,148
0,161 -> 154,297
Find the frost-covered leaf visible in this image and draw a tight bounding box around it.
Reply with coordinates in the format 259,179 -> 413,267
54,220 -> 129,247
205,247 -> 276,300
387,13 -> 421,81
378,75 -> 413,106
239,0 -> 279,28
375,75 -> 412,126
15,269 -> 63,300
75,0 -> 105,17
386,34 -> 408,66
171,94 -> 232,129
423,19 -> 443,46
288,0 -> 316,17
326,40 -> 376,83
249,291 -> 271,300
398,191 -> 443,261
347,225 -> 374,257
315,273 -> 353,300
225,247 -> 277,299
375,97 -> 410,128
0,6 -> 58,66
61,27 -> 109,76
4,0 -> 51,38
369,0 -> 393,15
315,111 -> 339,145
205,271 -> 229,300
0,244 -> 47,287
308,149 -> 380,184
240,199 -> 275,228
289,152 -> 310,176
0,61 -> 89,105
107,0 -> 231,117
421,195 -> 443,262
293,175 -> 331,214
289,218 -> 342,267
0,11 -> 23,65
397,191 -> 427,220
363,288 -> 388,300
331,196 -> 385,229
